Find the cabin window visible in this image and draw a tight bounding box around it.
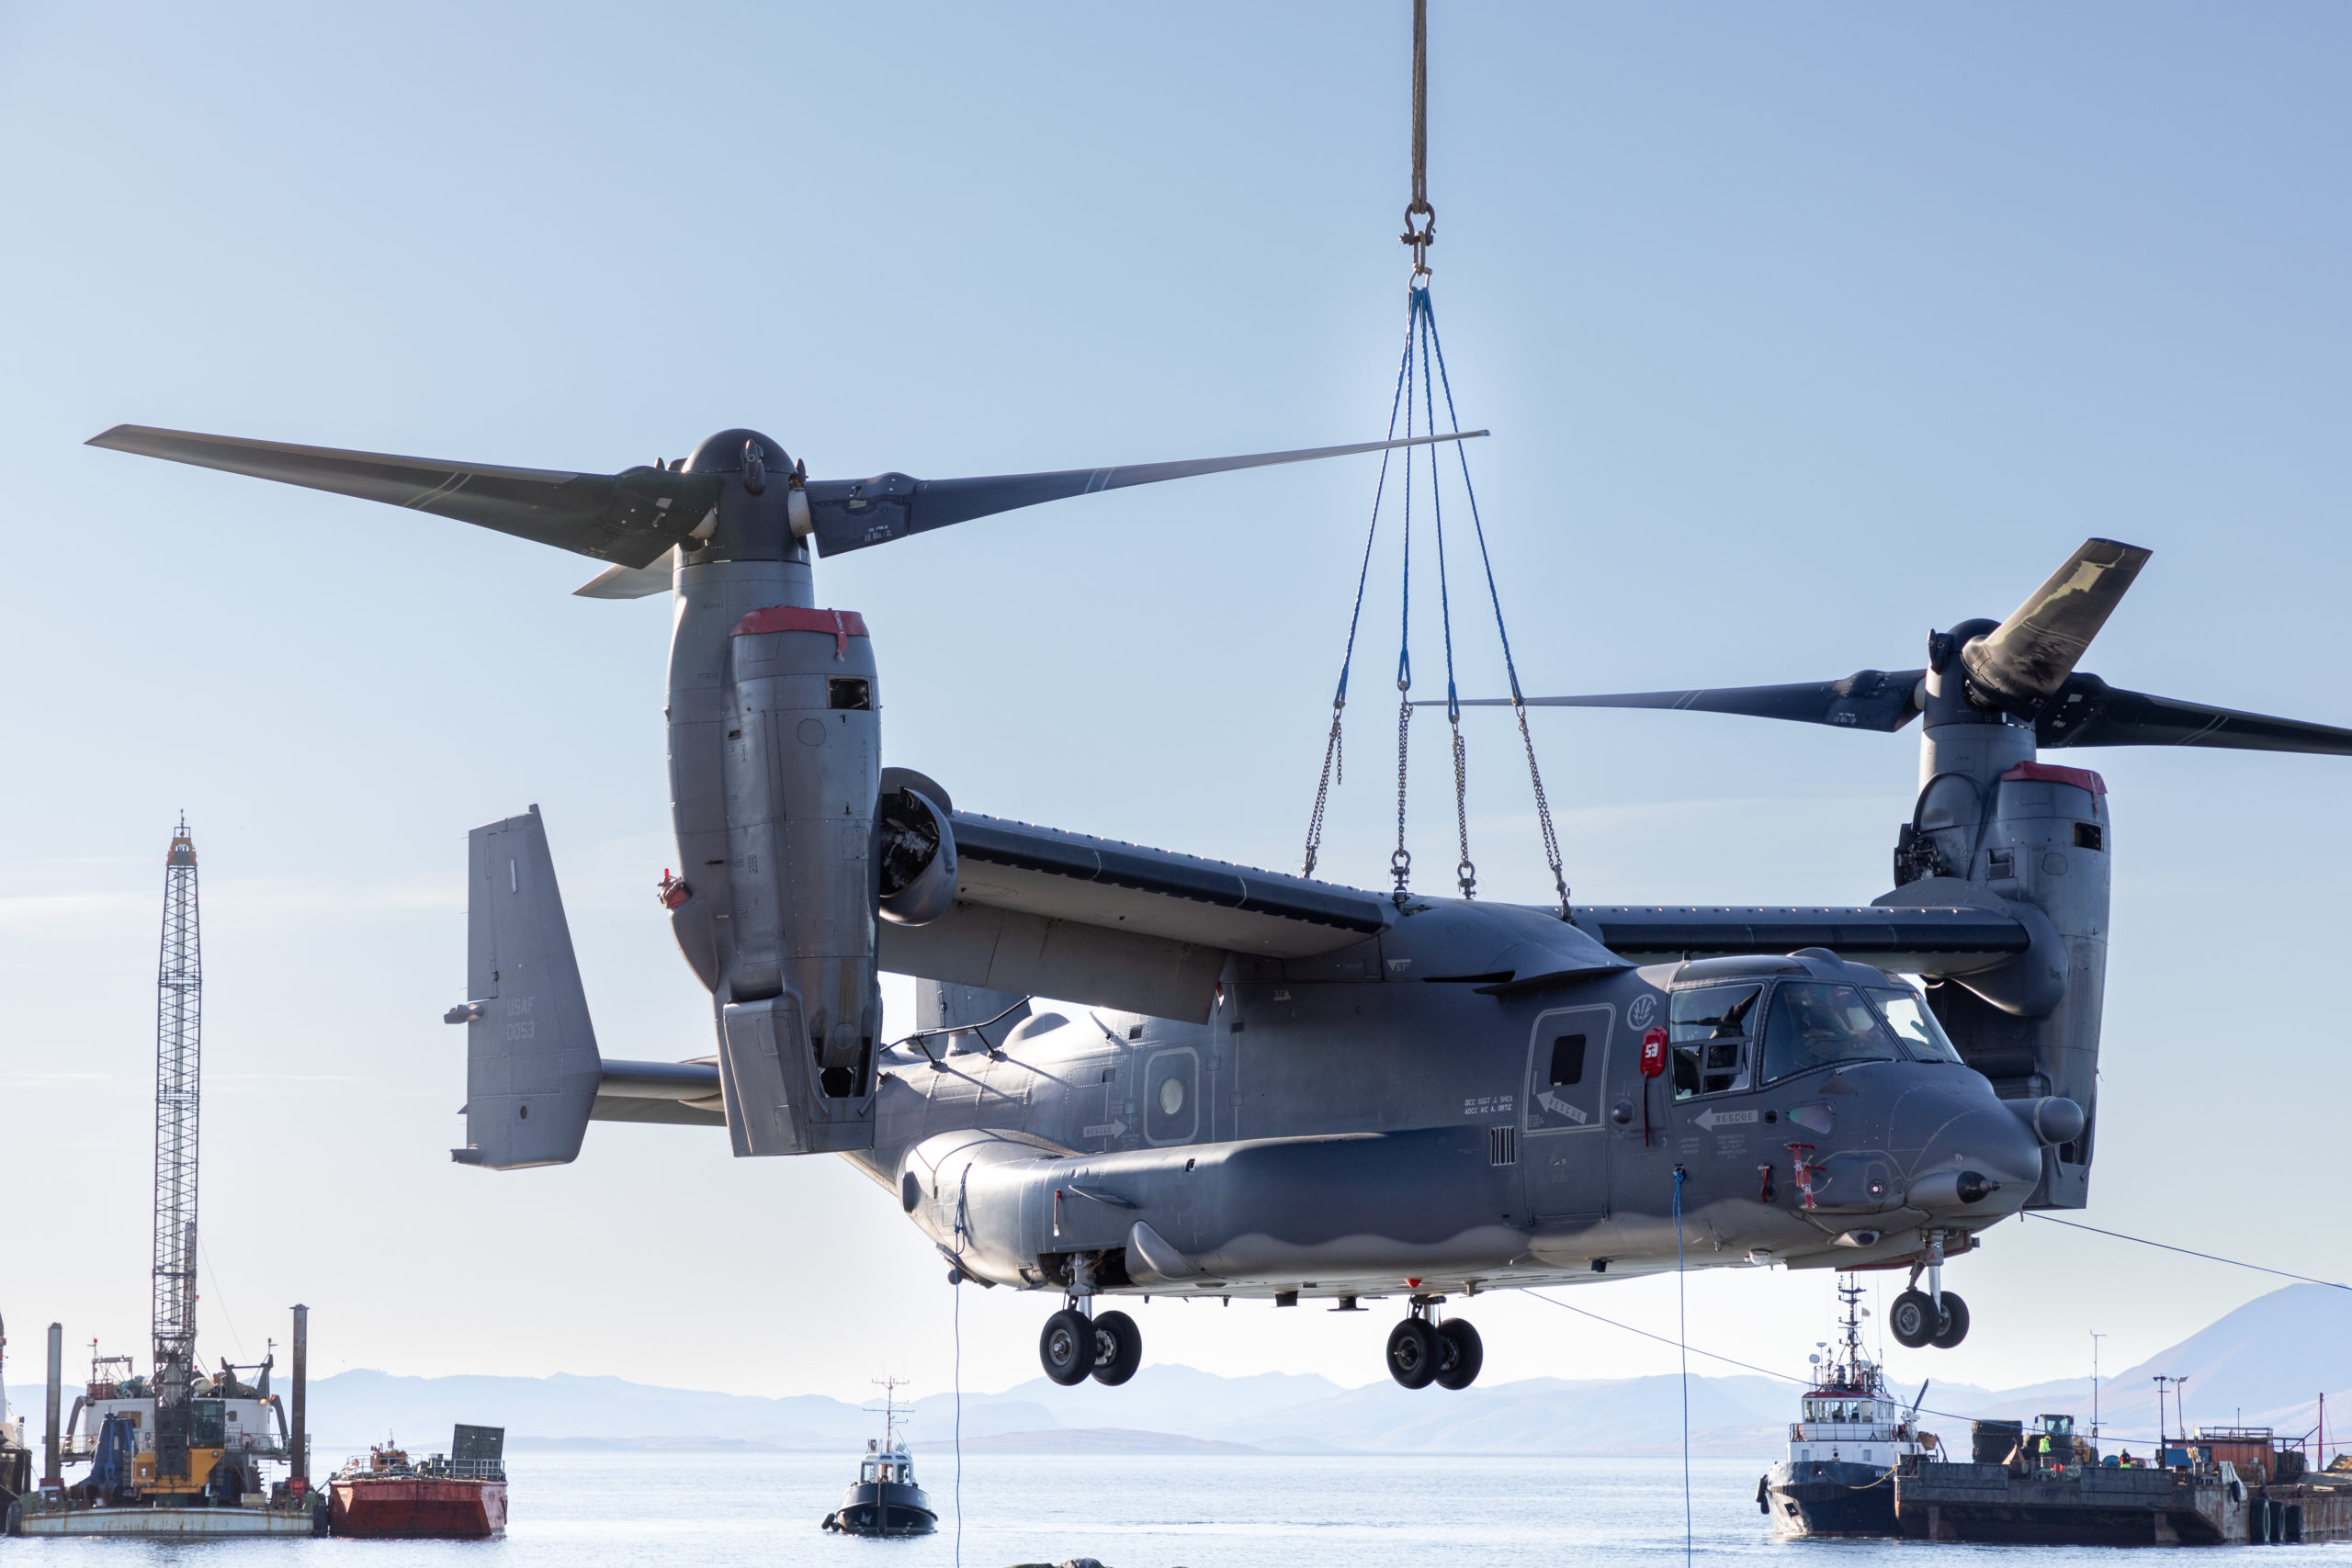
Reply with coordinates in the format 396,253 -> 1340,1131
1867,987 -> 1962,1064
1759,983 -> 1897,1083
1668,985 -> 1759,1100
1548,1034 -> 1586,1088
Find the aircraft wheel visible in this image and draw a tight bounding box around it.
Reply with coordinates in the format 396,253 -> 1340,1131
1888,1289 -> 1939,1348
1434,1318 -> 1485,1390
1386,1318 -> 1442,1389
1930,1292 -> 1971,1348
1039,1308 -> 1097,1385
1090,1310 -> 1143,1385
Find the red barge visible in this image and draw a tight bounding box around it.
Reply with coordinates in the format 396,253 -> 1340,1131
328,1426 -> 506,1539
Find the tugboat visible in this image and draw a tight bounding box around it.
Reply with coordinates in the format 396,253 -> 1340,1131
1759,1278 -> 1941,1536
328,1425 -> 507,1539
821,1379 -> 935,1538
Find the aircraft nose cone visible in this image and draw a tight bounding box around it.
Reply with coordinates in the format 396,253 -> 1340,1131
1893,1081 -> 2047,1212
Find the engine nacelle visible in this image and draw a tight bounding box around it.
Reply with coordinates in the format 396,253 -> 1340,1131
876,778 -> 956,928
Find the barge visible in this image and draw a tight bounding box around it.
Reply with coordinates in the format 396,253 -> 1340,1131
1894,1416 -> 2352,1545
329,1426 -> 508,1539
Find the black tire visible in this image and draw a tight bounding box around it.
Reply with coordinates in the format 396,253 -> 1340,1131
1889,1289 -> 1938,1348
1930,1292 -> 1971,1349
1090,1309 -> 1143,1386
1386,1318 -> 1442,1389
1434,1318 -> 1485,1390
1039,1308 -> 1096,1385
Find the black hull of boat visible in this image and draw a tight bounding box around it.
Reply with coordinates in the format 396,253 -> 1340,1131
822,1479 -> 936,1538
1765,1461 -> 1899,1538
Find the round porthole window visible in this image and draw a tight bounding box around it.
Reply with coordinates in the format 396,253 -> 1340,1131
1159,1076 -> 1185,1116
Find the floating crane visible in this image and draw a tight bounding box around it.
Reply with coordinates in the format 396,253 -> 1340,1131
150,819 -> 202,1483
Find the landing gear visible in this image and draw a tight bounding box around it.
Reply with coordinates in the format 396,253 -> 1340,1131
1892,1233 -> 1971,1350
1040,1307 -> 1095,1385
1090,1310 -> 1143,1385
1386,1319 -> 1441,1389
1435,1318 -> 1484,1390
1890,1287 -> 1972,1348
1388,1298 -> 1482,1391
1889,1289 -> 1938,1348
1930,1292 -> 1971,1348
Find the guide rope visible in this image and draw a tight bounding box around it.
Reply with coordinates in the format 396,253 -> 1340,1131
953,1169 -> 970,1568
1675,1165 -> 1692,1568
1527,1288 -> 2172,1444
2019,1213 -> 2351,1291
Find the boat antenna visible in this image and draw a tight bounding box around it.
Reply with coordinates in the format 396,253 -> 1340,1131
872,1375 -> 912,1453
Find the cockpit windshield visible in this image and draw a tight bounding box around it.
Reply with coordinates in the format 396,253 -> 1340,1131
1760,983 -> 1897,1083
1867,987 -> 1963,1064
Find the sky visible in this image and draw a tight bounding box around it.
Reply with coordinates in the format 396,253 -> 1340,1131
4,2 -> 2349,1413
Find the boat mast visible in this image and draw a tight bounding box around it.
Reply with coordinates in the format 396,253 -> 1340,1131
874,1376 -> 911,1456
1838,1276 -> 1866,1387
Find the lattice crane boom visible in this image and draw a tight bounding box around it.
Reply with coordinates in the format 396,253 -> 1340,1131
151,818 -> 201,1476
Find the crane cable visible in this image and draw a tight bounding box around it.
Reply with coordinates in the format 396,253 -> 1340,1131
1300,0 -> 1572,919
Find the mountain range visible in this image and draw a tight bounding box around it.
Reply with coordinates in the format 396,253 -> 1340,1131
13,1283 -> 2349,1459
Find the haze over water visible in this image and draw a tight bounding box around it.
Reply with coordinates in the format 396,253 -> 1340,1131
17,1453 -> 2352,1566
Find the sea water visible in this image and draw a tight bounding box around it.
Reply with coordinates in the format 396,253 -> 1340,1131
11,1452 -> 2352,1565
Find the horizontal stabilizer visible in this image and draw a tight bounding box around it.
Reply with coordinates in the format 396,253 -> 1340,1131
592,1058 -> 724,1127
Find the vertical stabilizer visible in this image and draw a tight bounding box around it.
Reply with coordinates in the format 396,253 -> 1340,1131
450,807 -> 603,1169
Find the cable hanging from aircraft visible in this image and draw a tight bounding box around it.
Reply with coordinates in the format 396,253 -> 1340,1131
1301,0 -> 1570,919
2019,1213 -> 2351,1292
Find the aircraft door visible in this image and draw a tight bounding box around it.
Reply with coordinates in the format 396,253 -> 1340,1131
1523,1005 -> 1613,1222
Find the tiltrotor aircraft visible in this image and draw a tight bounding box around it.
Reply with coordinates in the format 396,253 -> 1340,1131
93,424 -> 2352,1393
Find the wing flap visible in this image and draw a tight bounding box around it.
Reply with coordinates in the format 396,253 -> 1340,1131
945,813 -> 1392,960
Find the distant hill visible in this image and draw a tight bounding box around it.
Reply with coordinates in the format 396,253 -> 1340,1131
12,1283 -> 2348,1457
1960,1282 -> 2352,1442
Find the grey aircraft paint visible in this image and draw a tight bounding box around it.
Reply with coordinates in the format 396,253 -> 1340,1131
93,427 -> 2352,1390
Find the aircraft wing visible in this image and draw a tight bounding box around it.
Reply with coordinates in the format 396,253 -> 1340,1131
877,813 -> 1397,1022
1569,904 -> 2029,974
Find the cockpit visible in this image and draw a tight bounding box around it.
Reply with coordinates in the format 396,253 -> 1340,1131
1668,958 -> 1962,1102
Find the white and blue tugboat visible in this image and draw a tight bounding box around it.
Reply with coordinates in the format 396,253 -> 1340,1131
1759,1279 -> 1941,1537
820,1379 -> 935,1539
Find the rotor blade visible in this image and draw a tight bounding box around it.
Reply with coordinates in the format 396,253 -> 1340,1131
801,429 -> 1488,557
87,425 -> 718,568
2036,673 -> 2352,755
1961,538 -> 2152,714
1446,670 -> 1925,732
573,548 -> 677,599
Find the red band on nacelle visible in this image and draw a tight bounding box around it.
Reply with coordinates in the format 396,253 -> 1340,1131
1999,760 -> 2107,797
732,605 -> 870,658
